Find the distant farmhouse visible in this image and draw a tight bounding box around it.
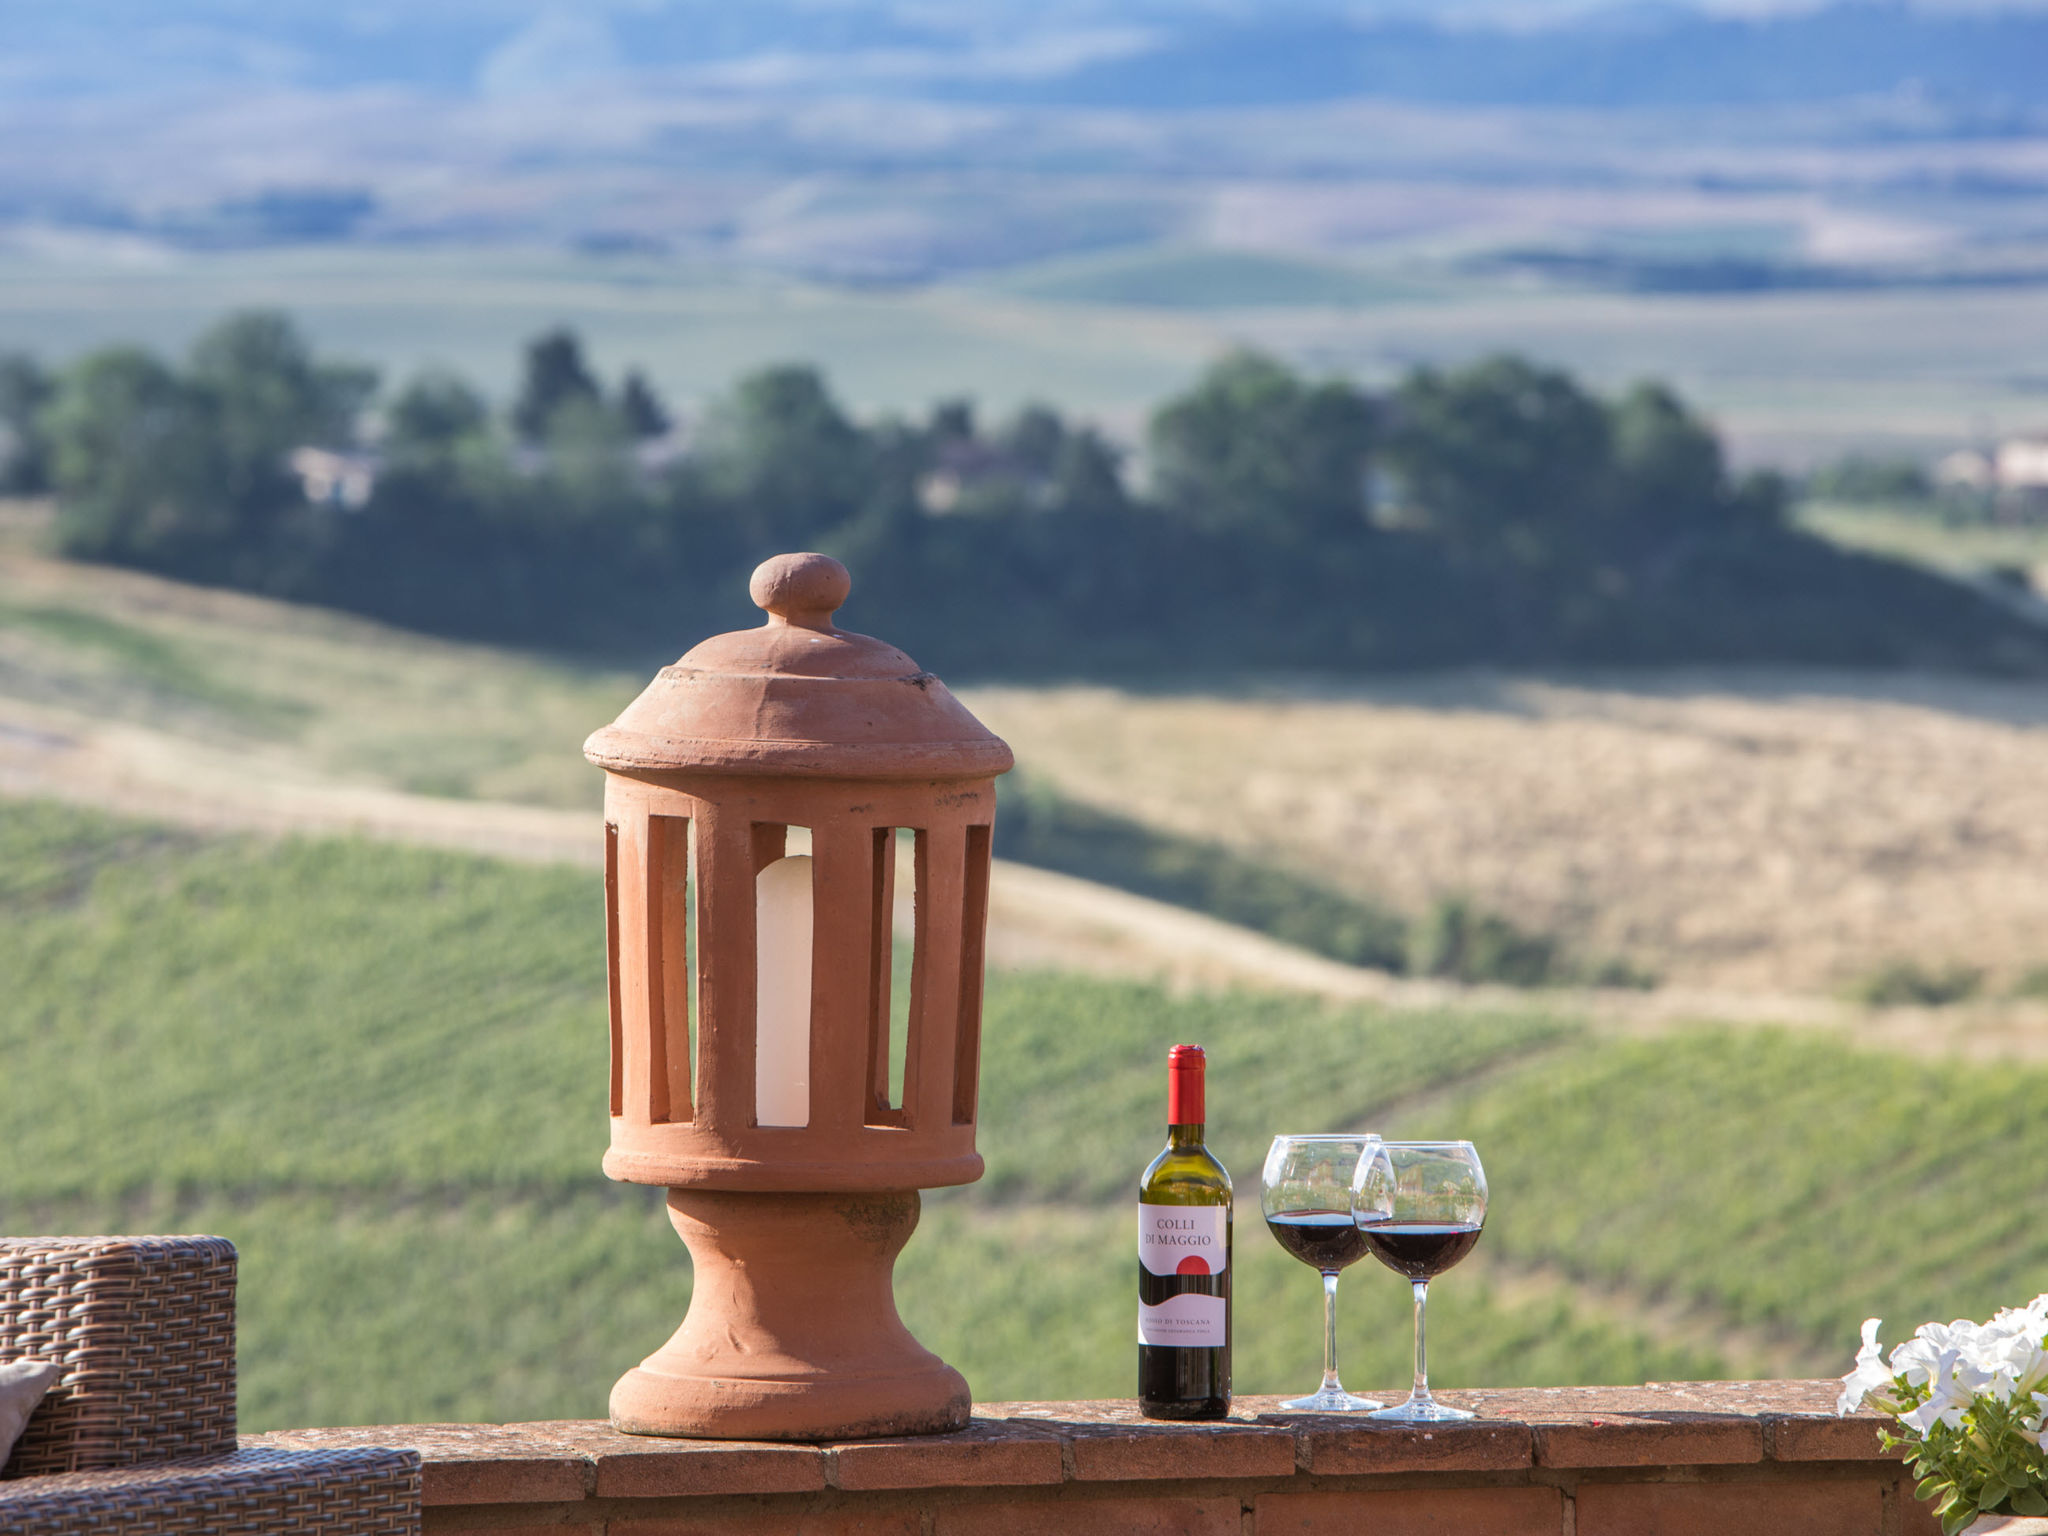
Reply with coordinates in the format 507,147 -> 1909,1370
1937,435 -> 2048,516
288,446 -> 379,510
287,421 -> 692,509
918,438 -> 1049,516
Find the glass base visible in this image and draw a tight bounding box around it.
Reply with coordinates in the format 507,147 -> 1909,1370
1279,1385 -> 1384,1413
1369,1394 -> 1473,1422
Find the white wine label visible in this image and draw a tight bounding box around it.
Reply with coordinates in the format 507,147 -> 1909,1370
1138,1291 -> 1227,1347
1138,1203 -> 1228,1277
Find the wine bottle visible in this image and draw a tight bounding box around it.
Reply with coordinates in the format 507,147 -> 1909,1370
1137,1043 -> 1232,1419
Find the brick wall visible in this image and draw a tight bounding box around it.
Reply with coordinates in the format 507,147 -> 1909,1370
251,1380 -> 1940,1536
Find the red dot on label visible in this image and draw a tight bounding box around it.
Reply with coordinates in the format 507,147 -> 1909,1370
1176,1256 -> 1211,1276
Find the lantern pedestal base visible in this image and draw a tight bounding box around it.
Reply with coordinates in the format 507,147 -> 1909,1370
611,1187 -> 970,1442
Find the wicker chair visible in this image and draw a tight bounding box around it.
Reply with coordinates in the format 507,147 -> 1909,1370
0,1236 -> 420,1535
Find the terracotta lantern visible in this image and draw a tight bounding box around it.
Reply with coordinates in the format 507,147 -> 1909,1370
584,552 -> 1013,1442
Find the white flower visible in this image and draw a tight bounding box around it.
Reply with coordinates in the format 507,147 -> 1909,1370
1899,1349 -> 1969,1437
1892,1321 -> 1971,1388
1839,1318 -> 1896,1415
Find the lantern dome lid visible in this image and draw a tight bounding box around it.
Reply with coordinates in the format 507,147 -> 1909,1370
584,553 -> 1014,779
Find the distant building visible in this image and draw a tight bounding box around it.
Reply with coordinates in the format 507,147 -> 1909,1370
1934,448 -> 1996,493
1934,436 -> 2048,516
1996,437 -> 2048,493
288,446 -> 379,509
916,438 -> 1054,516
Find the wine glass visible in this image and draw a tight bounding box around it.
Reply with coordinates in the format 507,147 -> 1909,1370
1351,1140 -> 1488,1423
1261,1133 -> 1383,1412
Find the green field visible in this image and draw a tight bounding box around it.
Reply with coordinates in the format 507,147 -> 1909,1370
1454,1030 -> 2048,1351
9,793 -> 2035,1430
1798,501 -> 2048,584
6,241 -> 2048,460
0,797 -> 1708,1429
0,246 -> 1212,428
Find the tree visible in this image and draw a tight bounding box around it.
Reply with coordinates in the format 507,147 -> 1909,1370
618,369 -> 671,440
1608,381 -> 1726,533
697,365 -> 870,547
185,311 -> 375,557
1146,351 -> 1374,545
0,352 -> 51,493
1807,454 -> 1930,506
1050,428 -> 1130,517
385,369 -> 490,460
512,328 -> 600,442
998,405 -> 1066,478
189,311 -> 373,476
43,347 -> 225,563
543,394 -> 637,515
1384,355 -> 1612,562
927,398 -> 975,448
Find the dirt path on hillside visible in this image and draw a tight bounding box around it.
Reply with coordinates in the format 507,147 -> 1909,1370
11,690 -> 2045,1059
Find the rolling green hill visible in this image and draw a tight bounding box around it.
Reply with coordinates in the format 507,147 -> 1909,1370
7,793 -> 2032,1431
0,796 -> 1694,1429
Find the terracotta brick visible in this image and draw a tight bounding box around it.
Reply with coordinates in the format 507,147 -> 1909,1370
829,1419 -> 1066,1491
1532,1414 -> 1763,1468
1651,1380 -> 1844,1416
980,1400 -> 1142,1423
517,1419 -> 827,1498
248,1423 -> 589,1505
1766,1412 -> 1892,1462
935,1495 -> 1242,1535
981,1399 -> 1298,1480
1059,1420 -> 1296,1482
1575,1478 -> 1882,1536
1468,1382 -> 1810,1426
1894,1474 -> 1947,1536
1272,1416 -> 1531,1476
612,1510 -> 920,1536
1256,1486 -> 1562,1535
424,1523 -> 601,1536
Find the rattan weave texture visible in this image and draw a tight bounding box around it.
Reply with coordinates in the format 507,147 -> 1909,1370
0,1237 -> 238,1477
0,1447 -> 421,1535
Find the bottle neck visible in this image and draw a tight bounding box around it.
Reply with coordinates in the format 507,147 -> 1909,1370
1168,1121 -> 1206,1151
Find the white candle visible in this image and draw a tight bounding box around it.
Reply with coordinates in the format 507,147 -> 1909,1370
755,854 -> 812,1127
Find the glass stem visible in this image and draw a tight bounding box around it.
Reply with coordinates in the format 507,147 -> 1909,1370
1321,1271 -> 1342,1393
1410,1279 -> 1432,1404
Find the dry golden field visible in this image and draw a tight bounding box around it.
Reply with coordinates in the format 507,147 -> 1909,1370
961,674 -> 2048,995
8,509 -> 2048,1002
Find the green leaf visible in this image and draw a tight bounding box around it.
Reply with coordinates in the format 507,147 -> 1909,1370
2014,1487 -> 2048,1516
1917,1476 -> 1948,1503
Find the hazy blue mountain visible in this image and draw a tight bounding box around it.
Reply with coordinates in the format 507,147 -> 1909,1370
4,0 -> 2047,284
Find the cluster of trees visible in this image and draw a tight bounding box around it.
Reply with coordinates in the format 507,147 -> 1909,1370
3,312 -> 2039,673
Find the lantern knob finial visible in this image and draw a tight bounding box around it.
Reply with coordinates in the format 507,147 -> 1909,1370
750,552 -> 850,632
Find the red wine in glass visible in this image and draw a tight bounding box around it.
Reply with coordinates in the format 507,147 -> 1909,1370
1357,1222 -> 1482,1281
1351,1140 -> 1489,1423
1265,1211 -> 1372,1271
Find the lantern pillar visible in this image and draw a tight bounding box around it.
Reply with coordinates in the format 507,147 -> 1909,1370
611,1190 -> 961,1440
585,553 -> 1011,1442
